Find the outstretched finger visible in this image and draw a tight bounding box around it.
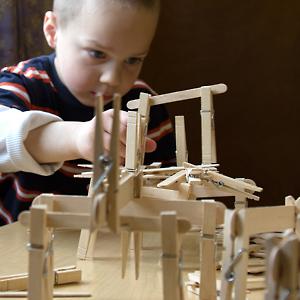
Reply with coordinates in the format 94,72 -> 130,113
145,137 -> 157,153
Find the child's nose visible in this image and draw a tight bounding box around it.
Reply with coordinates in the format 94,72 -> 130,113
99,62 -> 121,88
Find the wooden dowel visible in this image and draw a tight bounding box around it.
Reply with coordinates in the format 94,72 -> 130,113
0,291 -> 91,298
19,211 -> 91,229
127,84 -> 227,109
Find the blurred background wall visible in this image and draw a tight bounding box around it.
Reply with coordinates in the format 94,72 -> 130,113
0,0 -> 52,67
0,0 -> 299,206
141,0 -> 300,206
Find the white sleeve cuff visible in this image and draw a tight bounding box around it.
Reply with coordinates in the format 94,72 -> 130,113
1,108 -> 63,175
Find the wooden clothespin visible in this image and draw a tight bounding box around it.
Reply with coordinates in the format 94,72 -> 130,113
200,86 -> 216,164
0,266 -> 81,292
161,211 -> 191,300
78,94 -> 121,259
106,94 -> 121,232
205,170 -> 262,195
220,209 -> 240,300
285,195 -> 300,236
77,95 -> 106,259
265,233 -> 300,300
199,201 -> 218,300
175,116 -> 188,166
27,204 -> 54,300
125,111 -> 140,171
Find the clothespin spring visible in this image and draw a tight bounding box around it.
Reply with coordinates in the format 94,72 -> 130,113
93,155 -> 113,193
224,248 -> 248,283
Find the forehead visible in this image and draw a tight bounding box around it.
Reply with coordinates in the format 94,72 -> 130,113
66,1 -> 158,56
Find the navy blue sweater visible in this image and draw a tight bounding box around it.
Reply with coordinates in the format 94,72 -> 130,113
0,54 -> 175,224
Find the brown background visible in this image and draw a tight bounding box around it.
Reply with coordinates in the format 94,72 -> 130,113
141,1 -> 300,206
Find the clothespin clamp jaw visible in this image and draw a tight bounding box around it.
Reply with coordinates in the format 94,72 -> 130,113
204,170 -> 263,201
90,93 -> 121,232
182,162 -> 262,200
91,95 -> 107,196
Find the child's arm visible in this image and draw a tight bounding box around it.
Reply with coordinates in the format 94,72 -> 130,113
24,109 -> 156,165
24,109 -> 127,164
0,106 -> 156,175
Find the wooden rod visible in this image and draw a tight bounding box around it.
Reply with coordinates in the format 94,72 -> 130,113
127,84 -> 227,109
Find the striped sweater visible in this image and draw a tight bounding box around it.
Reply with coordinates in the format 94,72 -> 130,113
0,53 -> 175,225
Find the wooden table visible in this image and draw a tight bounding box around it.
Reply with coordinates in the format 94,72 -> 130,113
0,222 -> 264,299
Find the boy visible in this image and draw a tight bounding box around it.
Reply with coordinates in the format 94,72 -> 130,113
0,0 -> 175,225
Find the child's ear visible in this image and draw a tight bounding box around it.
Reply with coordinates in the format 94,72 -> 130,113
43,11 -> 57,49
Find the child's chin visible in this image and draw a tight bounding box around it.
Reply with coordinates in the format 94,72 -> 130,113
78,96 -> 96,107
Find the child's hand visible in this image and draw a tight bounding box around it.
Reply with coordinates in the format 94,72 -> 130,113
76,109 -> 157,164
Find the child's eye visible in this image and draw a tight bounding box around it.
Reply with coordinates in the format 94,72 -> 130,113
125,57 -> 144,65
88,50 -> 106,60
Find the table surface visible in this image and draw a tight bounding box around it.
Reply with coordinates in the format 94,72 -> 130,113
0,222 -> 264,299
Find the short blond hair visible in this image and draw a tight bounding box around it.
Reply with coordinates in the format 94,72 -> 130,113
53,0 -> 160,28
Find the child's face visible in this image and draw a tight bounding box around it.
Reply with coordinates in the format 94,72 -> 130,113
46,1 -> 158,107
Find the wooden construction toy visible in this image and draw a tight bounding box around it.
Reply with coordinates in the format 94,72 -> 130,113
16,94 -> 122,300
126,84 -> 262,208
14,93 -> 200,300
12,84 -> 264,300
77,84 -> 230,259
76,84 -> 262,210
77,84 -> 261,227
74,85 -> 234,300
220,195 -> 300,300
75,84 -> 262,300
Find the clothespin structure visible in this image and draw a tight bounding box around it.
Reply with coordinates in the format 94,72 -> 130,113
265,230 -> 300,300
127,84 -> 262,209
6,72 -> 300,300
220,195 -> 300,300
16,94 -> 122,300
126,84 -> 262,208
74,84 -> 262,300
74,85 -> 234,300
122,84 -> 261,300
75,84 -> 262,208
9,83 -> 268,300
14,92 -> 201,300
